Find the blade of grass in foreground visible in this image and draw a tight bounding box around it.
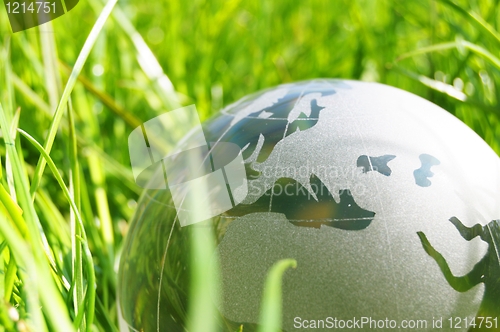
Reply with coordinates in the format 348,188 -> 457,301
73,84 -> 115,269
257,258 -> 297,332
184,153 -> 219,332
0,210 -> 43,331
0,103 -> 74,331
67,99 -> 86,331
18,128 -> 97,331
30,0 -> 118,199
11,73 -> 141,194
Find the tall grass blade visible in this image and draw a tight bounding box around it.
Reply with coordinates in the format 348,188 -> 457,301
60,63 -> 142,128
11,74 -> 140,193
17,128 -> 97,331
398,40 -> 500,70
40,22 -> 63,111
30,0 -> 119,198
0,103 -> 74,331
90,0 -> 181,110
68,99 -> 86,331
257,258 -> 297,332
393,65 -> 467,101
436,0 -> 500,44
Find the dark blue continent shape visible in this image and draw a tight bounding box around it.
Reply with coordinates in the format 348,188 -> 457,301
280,176 -> 375,230
233,175 -> 376,230
357,154 -> 396,176
414,154 -> 440,187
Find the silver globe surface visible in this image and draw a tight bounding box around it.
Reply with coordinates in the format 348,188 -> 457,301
118,80 -> 500,332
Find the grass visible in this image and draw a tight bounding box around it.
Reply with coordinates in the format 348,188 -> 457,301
0,0 -> 499,330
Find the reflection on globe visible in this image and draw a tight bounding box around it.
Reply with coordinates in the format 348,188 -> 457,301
118,79 -> 500,332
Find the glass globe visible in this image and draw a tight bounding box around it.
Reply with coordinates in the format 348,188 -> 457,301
118,80 -> 500,332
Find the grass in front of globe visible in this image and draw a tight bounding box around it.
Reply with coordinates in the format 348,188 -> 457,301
0,0 -> 499,330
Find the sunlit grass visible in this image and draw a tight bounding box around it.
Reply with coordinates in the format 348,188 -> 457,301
0,0 -> 499,330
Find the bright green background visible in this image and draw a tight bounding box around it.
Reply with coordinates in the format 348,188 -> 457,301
0,0 -> 499,330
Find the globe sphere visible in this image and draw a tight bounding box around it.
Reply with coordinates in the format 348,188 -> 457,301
118,80 -> 500,332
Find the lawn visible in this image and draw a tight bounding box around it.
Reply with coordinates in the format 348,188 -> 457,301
0,0 -> 499,330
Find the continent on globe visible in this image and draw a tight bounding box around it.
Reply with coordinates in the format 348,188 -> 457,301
237,175 -> 376,230
223,81 -> 350,170
357,154 -> 396,176
418,217 -> 500,321
414,153 -> 440,187
272,176 -> 376,230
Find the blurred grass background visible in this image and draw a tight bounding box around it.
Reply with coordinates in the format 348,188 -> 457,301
0,0 -> 499,330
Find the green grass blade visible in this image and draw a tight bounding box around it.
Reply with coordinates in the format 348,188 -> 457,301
436,0 -> 500,44
3,253 -> 16,303
91,0 -> 181,110
73,82 -> 116,269
257,258 -> 297,332
1,38 -> 14,123
67,99 -> 86,331
185,220 -> 220,332
184,150 -> 221,332
460,40 -> 500,70
13,34 -> 44,79
396,41 -> 458,62
17,128 -> 96,331
393,65 -> 467,101
0,209 -> 45,332
0,102 -> 74,331
29,0 -> 119,198
11,74 -> 52,115
40,22 -> 63,111
11,74 -> 141,194
397,39 -> 500,71
60,63 -> 142,128
86,149 -> 115,266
